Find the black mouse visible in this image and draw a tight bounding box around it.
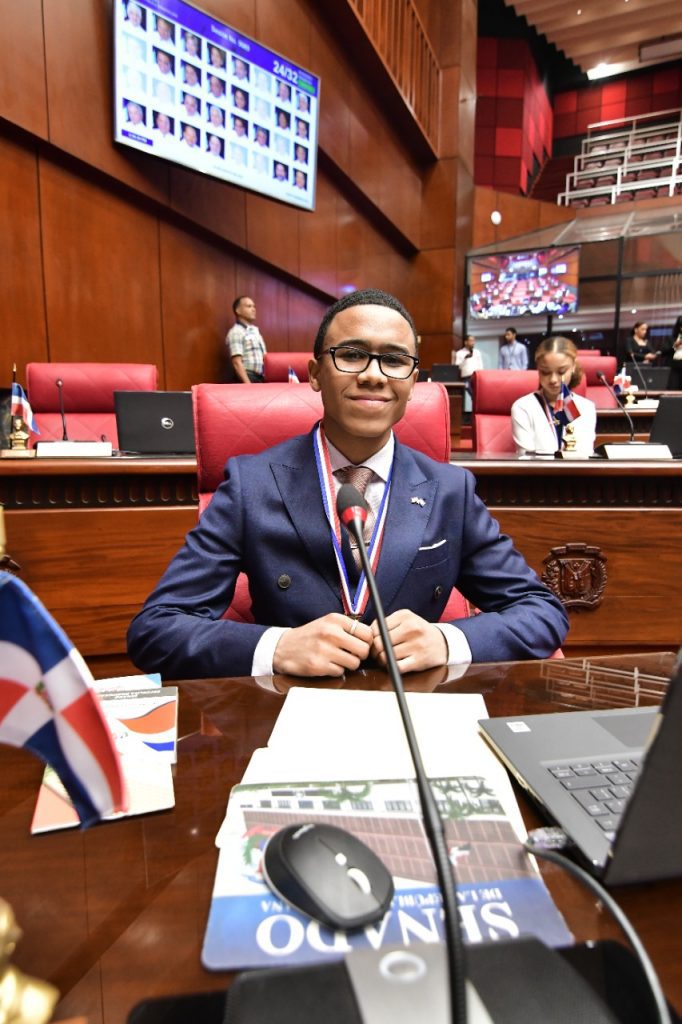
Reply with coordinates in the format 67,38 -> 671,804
262,822 -> 394,931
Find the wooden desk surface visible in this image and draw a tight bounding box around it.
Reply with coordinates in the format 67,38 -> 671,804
3,653 -> 681,1024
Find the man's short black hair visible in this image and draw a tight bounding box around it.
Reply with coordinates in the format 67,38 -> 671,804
505,326 -> 517,338
232,295 -> 247,316
313,289 -> 418,357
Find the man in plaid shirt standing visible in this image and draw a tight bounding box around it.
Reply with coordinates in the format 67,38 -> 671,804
226,296 -> 267,383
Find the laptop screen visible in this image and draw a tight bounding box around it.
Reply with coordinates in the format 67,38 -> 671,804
114,391 -> 196,455
649,395 -> 682,456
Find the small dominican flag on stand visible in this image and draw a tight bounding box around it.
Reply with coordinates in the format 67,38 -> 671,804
554,381 -> 581,423
0,573 -> 126,825
288,366 -> 300,384
10,381 -> 39,434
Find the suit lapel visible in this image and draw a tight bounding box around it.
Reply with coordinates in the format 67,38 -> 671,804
374,442 -> 438,612
270,433 -> 344,603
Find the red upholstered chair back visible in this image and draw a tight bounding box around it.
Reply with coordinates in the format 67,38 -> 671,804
263,351 -> 312,382
26,362 -> 158,445
193,381 -> 450,507
578,355 -> 618,408
471,369 -> 587,454
191,381 -> 471,622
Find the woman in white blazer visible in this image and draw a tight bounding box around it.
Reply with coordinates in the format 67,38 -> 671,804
511,336 -> 597,456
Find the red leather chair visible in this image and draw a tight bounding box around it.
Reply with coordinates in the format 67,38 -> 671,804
263,351 -> 312,383
578,355 -> 618,408
471,370 -> 587,454
26,362 -> 158,446
192,381 -> 471,622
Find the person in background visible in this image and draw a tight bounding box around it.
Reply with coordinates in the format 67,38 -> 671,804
498,327 -> 527,370
128,289 -> 568,680
511,336 -> 596,456
225,296 -> 267,383
665,315 -> 682,390
625,321 -> 658,364
454,334 -> 483,394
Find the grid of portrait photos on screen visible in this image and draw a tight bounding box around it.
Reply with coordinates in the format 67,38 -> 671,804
114,0 -> 319,210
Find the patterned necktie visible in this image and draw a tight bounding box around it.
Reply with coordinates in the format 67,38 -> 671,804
336,465 -> 375,568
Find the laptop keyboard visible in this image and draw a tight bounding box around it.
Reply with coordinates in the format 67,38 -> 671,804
547,757 -> 642,840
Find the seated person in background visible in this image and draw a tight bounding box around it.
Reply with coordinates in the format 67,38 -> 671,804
625,321 -> 658,365
511,336 -> 596,456
127,290 -> 568,680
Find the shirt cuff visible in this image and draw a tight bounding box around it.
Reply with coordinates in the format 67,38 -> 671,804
252,626 -> 288,676
435,623 -> 473,667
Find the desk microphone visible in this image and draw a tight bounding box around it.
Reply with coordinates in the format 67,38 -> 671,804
337,483 -> 466,1023
55,378 -> 69,441
596,371 -> 635,443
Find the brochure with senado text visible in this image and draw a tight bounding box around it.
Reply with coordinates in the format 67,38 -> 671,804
201,688 -> 572,971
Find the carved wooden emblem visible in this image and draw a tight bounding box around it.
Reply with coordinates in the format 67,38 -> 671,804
541,543 -> 607,610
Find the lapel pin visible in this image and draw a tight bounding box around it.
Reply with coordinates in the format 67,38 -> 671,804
411,496 -> 426,507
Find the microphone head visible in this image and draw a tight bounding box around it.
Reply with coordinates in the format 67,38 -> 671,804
336,483 -> 368,531
56,378 -> 63,387
596,371 -> 606,381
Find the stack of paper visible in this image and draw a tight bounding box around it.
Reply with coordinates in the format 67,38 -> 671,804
201,689 -> 571,971
31,673 -> 177,833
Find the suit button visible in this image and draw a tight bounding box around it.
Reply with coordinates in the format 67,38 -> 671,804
277,574 -> 292,590
433,585 -> 444,599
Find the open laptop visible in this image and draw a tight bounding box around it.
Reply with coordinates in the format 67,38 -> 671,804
429,364 -> 462,382
114,391 -> 195,455
478,653 -> 682,885
649,394 -> 682,456
625,364 -> 671,390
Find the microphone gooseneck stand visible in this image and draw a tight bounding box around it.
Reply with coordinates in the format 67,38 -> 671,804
337,483 -> 467,1024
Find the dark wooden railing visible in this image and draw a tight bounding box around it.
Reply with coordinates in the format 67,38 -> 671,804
348,0 -> 441,151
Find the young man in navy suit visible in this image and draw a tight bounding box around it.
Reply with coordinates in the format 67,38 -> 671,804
128,290 -> 568,679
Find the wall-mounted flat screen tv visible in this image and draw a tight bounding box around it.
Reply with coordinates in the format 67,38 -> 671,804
468,245 -> 580,320
113,0 -> 320,211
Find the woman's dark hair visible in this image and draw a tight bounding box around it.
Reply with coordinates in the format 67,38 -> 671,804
534,335 -> 582,388
631,320 -> 647,337
313,289 -> 418,357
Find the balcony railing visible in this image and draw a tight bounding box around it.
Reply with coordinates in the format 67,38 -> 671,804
348,0 -> 441,152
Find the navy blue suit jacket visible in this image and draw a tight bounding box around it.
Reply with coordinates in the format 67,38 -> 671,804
127,431 -> 568,678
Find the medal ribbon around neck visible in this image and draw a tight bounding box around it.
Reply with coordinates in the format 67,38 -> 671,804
538,391 -> 563,448
313,423 -> 392,617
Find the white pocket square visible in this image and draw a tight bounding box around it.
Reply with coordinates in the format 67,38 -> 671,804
418,539 -> 447,551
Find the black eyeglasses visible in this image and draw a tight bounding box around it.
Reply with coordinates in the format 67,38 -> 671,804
321,346 -> 419,380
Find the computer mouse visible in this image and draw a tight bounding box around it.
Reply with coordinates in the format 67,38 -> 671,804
262,822 -> 394,931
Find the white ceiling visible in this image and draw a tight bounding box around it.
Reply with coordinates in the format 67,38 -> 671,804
504,0 -> 682,78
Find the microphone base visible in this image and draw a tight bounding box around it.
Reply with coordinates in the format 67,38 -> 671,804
593,442 -> 672,460
35,440 -> 113,458
217,940 -> 652,1024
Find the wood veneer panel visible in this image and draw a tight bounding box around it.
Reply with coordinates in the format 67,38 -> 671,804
297,172 -> 338,296
159,222 -> 236,389
0,0 -> 48,136
495,508 -> 682,649
244,190 -> 301,278
286,290 -> 328,351
5,506 -> 197,657
256,0 -> 311,67
39,161 -> 164,365
42,0 -> 169,201
0,136 -> 48,361
169,165 -> 247,251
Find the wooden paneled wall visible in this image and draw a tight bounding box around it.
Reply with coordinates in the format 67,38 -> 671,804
0,0 -> 479,384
